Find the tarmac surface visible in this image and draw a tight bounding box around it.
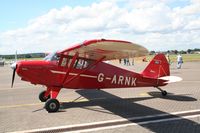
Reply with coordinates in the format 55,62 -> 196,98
0,61 -> 200,133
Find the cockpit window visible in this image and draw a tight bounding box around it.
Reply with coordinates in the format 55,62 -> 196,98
59,56 -> 92,69
44,52 -> 60,61
74,59 -> 89,69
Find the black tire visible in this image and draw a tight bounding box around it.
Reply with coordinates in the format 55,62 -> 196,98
162,90 -> 167,96
39,91 -> 50,102
45,99 -> 60,113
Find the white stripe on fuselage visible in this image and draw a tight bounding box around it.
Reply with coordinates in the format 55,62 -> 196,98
50,70 -> 97,79
50,70 -> 66,74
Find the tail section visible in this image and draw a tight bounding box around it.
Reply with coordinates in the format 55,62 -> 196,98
142,54 -> 170,79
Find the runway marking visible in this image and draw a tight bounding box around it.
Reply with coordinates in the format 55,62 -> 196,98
0,86 -> 31,91
0,93 -> 150,109
139,92 -> 149,96
0,99 -> 90,109
0,97 -> 109,109
12,109 -> 200,133
0,103 -> 42,109
0,91 -> 165,109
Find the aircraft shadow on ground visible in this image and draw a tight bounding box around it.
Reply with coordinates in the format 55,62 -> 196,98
60,89 -> 200,133
148,91 -> 197,101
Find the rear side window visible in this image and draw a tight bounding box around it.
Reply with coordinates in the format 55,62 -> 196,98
74,59 -> 89,69
61,58 -> 67,67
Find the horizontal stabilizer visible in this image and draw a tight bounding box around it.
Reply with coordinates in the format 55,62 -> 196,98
158,76 -> 182,83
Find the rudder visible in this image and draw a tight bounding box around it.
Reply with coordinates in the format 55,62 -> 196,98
142,54 -> 170,79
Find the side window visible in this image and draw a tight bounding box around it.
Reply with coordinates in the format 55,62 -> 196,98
76,59 -> 84,69
59,57 -> 71,68
61,58 -> 67,67
59,56 -> 92,69
82,60 -> 89,69
68,59 -> 72,68
74,59 -> 90,69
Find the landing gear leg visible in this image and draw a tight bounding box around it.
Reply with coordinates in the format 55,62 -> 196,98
156,87 -> 167,96
44,87 -> 61,113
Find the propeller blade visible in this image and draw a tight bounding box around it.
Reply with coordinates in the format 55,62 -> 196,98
11,51 -> 18,88
11,68 -> 16,88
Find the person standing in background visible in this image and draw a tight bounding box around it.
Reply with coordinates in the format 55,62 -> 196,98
132,58 -> 134,66
123,58 -> 126,65
166,53 -> 171,64
177,54 -> 183,69
119,59 -> 121,64
127,58 -> 130,66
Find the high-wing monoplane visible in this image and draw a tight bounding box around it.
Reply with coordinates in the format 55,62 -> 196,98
11,39 -> 182,112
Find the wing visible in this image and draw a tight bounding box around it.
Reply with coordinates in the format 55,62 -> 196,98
58,39 -> 148,61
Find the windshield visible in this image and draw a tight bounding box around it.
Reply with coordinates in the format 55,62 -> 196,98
44,52 -> 60,61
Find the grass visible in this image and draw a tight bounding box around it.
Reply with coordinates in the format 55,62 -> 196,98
6,58 -> 43,61
146,54 -> 200,62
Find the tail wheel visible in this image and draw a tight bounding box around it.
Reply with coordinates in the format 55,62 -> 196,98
39,91 -> 50,102
45,99 -> 60,113
155,87 -> 168,96
162,90 -> 167,96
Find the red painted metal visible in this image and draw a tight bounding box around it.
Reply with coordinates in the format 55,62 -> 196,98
16,54 -> 168,89
50,87 -> 61,99
63,56 -> 105,86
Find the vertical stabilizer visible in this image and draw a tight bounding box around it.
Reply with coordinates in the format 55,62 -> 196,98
142,54 -> 170,79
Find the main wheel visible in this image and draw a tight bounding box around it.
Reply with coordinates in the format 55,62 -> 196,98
45,99 -> 60,113
39,91 -> 50,102
162,90 -> 167,96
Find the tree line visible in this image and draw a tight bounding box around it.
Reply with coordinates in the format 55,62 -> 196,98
0,53 -> 46,59
150,48 -> 200,55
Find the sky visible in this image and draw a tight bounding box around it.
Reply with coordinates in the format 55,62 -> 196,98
0,0 -> 200,54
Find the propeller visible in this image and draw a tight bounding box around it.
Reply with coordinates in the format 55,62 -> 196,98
11,67 -> 16,88
11,51 -> 18,88
11,62 -> 17,88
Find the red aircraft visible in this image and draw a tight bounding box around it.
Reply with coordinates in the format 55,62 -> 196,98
11,39 -> 182,112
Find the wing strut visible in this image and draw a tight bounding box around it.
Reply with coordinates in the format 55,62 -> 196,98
62,56 -> 105,86
62,52 -> 79,84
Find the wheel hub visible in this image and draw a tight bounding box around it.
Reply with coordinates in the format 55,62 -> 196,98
49,102 -> 57,110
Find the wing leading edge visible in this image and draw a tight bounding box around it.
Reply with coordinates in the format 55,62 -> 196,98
59,39 -> 148,61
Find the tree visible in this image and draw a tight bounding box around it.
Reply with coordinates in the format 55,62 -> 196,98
174,50 -> 178,54
149,51 -> 156,55
25,54 -> 32,58
187,49 -> 192,54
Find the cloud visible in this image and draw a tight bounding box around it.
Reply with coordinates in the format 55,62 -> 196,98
0,0 -> 200,54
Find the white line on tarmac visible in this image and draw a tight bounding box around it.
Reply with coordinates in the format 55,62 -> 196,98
75,114 -> 200,133
11,109 -> 200,133
0,86 -> 30,91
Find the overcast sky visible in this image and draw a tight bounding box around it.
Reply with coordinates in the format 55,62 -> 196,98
0,0 -> 200,54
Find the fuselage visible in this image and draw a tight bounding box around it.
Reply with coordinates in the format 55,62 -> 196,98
15,59 -> 167,89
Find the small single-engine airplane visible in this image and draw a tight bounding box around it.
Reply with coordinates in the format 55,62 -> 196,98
11,39 -> 182,112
